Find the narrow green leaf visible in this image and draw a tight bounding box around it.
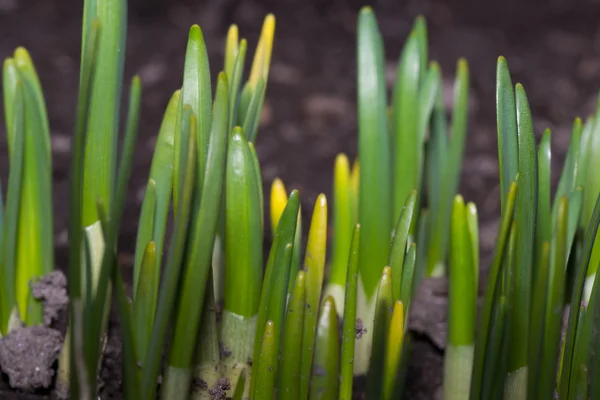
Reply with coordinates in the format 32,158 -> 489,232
400,243 -> 417,318
168,73 -> 229,371
242,77 -> 266,143
97,202 -> 140,398
391,30 -> 420,225
253,321 -> 277,400
383,301 -> 405,400
538,196 -> 568,399
559,191 -> 600,399
470,181 -> 518,399
357,6 -> 392,299
66,18 -> 100,396
142,111 -> 197,400
388,190 -> 416,301
248,142 -> 264,237
300,194 -> 328,400
229,40 -> 248,133
252,191 -> 299,371
133,241 -> 157,364
448,195 -> 476,347
366,266 -> 393,399
447,57 -> 470,197
340,224 -> 360,400
417,62 -> 440,144
507,83 -> 537,376
224,25 -> 239,84
309,296 -> 340,400
133,89 -> 179,296
224,130 -> 263,317
535,129 -> 552,283
496,57 -> 519,212
81,0 -> 127,227
552,118 -> 581,228
329,153 -> 353,290
279,270 -> 306,399
0,81 -> 24,333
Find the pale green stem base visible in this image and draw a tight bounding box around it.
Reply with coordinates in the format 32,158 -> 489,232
443,344 -> 474,400
322,283 -> 345,317
504,367 -> 528,400
190,362 -> 221,400
220,310 -> 256,397
162,366 -> 192,400
584,273 -> 596,305
354,277 -> 377,376
429,262 -> 445,278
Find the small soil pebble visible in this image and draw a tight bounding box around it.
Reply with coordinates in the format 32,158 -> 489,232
31,270 -> 68,327
355,319 -> 367,339
208,377 -> 231,399
0,325 -> 63,392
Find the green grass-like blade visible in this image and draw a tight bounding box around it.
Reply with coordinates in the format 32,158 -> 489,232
299,194 -> 328,400
248,142 -> 264,236
383,301 -> 405,400
133,89 -> 179,295
388,190 -> 416,301
527,241 -> 550,399
470,181 -> 518,399
279,270 -> 306,399
0,81 -> 24,333
357,6 -> 392,299
446,58 -> 470,206
391,30 -> 420,225
400,243 -> 417,318
251,190 -> 299,392
507,83 -> 537,377
253,321 -> 277,400
466,202 -> 479,291
86,75 -> 142,395
309,296 -> 340,400
329,153 -> 353,290
339,224 -> 360,400
559,191 -> 600,399
496,57 -> 518,213
552,118 -> 581,228
81,0 -> 126,226
66,19 -> 100,396
133,241 -> 157,364
96,202 -> 140,398
225,130 -> 263,316
141,110 -> 197,400
538,196 -> 568,399
168,73 -> 229,371
181,24 -> 212,197
366,266 -> 394,399
426,86 -> 448,277
448,195 -> 476,346
535,129 -> 551,282
242,77 -> 266,143
417,62 -> 440,144
232,369 -> 247,400
4,49 -> 54,326
229,40 -> 248,133
224,25 -> 239,84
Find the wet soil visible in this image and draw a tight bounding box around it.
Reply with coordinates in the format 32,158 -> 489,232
1,0 -> 600,398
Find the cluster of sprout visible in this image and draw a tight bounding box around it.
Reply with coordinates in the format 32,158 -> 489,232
2,1 -> 600,400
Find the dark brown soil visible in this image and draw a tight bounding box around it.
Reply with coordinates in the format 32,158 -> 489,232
1,0 -> 600,398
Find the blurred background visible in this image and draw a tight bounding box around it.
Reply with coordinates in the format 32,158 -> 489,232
2,0 -> 600,397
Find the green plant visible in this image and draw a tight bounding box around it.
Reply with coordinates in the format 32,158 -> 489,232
9,1 -> 600,399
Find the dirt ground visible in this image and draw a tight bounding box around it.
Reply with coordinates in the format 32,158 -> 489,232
1,0 -> 600,398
